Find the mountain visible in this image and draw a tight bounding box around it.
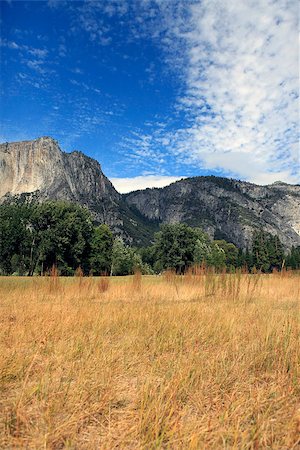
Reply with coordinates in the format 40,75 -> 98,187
1,137 -> 299,249
0,137 -> 157,245
0,137 -> 119,219
125,177 -> 300,249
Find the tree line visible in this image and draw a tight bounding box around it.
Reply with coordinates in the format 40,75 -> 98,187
0,202 -> 299,276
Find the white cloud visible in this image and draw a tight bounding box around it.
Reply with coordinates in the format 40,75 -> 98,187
47,0 -> 67,8
28,48 -> 48,58
111,175 -> 186,193
58,43 -> 67,57
74,1 -> 123,45
1,38 -> 50,75
123,0 -> 299,184
165,0 -> 300,183
0,39 -> 48,58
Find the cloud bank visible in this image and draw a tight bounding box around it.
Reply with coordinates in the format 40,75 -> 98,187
111,175 -> 185,193
172,0 -> 299,183
127,0 -> 299,184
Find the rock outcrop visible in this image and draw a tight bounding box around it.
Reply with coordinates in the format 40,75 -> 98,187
1,137 -> 299,249
125,177 -> 300,249
0,136 -> 125,229
0,137 -> 158,244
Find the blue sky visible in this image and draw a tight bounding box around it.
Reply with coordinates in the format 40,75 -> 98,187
0,0 -> 299,192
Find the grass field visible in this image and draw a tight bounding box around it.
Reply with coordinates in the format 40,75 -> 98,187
0,271 -> 299,449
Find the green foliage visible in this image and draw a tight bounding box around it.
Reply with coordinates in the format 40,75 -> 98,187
30,201 -> 93,275
119,200 -> 159,247
0,204 -> 33,275
266,234 -> 285,270
111,237 -> 152,275
139,245 -> 157,268
252,230 -> 284,272
193,239 -> 226,269
137,224 -> 289,274
0,202 -> 93,275
193,239 -> 211,265
252,231 -> 270,272
0,202 -> 291,276
236,247 -> 254,270
214,240 -> 239,268
154,224 -> 209,273
207,242 -> 226,269
111,237 -> 134,276
286,246 -> 300,269
89,225 -> 113,275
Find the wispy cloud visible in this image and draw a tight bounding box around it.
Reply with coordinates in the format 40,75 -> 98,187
58,43 -> 67,57
123,0 -> 299,184
47,0 -> 67,9
118,124 -> 173,176
173,0 -> 299,183
73,1 -> 122,45
0,38 -> 48,57
1,38 -> 50,74
28,47 -> 48,58
69,78 -> 102,95
71,67 -> 83,74
169,0 -> 299,183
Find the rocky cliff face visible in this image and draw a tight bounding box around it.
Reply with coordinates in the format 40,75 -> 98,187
0,137 -> 64,197
0,137 -> 123,230
124,177 -> 300,249
1,137 -> 299,249
0,137 -> 157,244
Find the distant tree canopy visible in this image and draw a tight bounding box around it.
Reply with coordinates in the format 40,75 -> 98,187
0,202 -> 94,275
0,202 -> 152,276
0,202 -> 298,275
153,224 -> 207,273
251,230 -> 284,272
89,225 -> 113,275
144,226 -> 297,273
111,237 -> 152,276
286,245 -> 300,269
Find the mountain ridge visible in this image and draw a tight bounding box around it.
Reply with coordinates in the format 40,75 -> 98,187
1,136 -> 299,249
125,175 -> 300,249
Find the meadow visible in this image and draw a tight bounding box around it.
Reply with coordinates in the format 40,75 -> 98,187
0,271 -> 299,449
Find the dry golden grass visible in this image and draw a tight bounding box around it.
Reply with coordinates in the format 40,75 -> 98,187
0,271 -> 299,449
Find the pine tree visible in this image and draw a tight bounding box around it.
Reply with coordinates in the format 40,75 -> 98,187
252,230 -> 270,272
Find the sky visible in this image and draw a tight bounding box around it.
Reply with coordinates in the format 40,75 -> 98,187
0,0 -> 299,193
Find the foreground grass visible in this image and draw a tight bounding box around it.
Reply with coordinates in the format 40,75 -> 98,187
0,272 -> 299,449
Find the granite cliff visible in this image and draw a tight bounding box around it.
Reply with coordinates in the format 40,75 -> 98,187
0,137 -> 121,227
1,137 -> 299,249
125,177 -> 300,249
0,137 -> 157,243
